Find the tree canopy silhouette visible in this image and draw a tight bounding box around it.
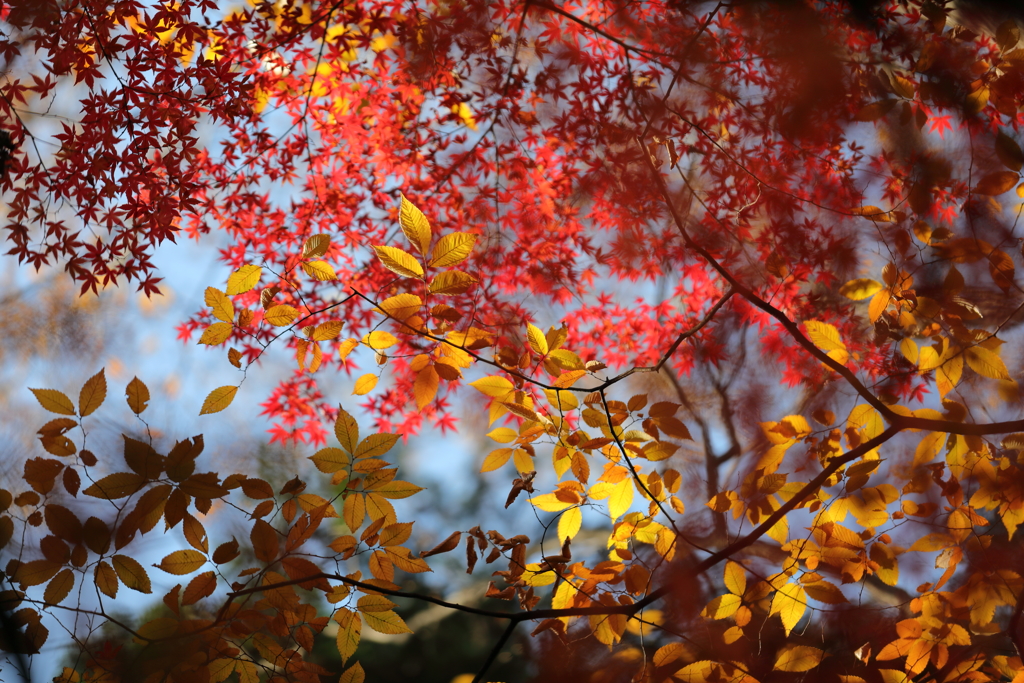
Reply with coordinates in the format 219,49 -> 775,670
3,1 -> 1024,682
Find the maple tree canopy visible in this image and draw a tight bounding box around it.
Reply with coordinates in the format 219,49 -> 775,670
4,0 -> 1024,681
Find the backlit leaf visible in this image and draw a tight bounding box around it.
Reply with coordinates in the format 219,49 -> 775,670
182,571 -> 216,605
336,609 -> 361,664
774,645 -> 825,672
373,245 -> 423,278
353,373 -> 378,395
125,377 -> 150,414
250,519 -> 279,563
44,568 -> 75,605
157,549 -> 206,575
362,609 -> 412,634
724,561 -> 746,596
199,322 -> 233,346
770,582 -> 806,635
30,388 -> 76,416
354,433 -> 400,459
264,304 -> 298,326
204,287 -> 234,323
302,233 -> 331,258
199,386 -> 238,415
803,320 -> 845,352
336,406 -> 359,453
839,278 -> 883,300
427,270 -> 476,295
83,472 -> 145,499
965,346 -> 1010,380
339,662 -> 365,683
78,369 -> 106,417
112,554 -> 152,593
428,232 -> 476,267
95,561 -> 118,598
608,479 -> 633,520
470,376 -> 514,398
301,260 -> 337,281
362,331 -> 397,350
226,264 -> 262,295
526,322 -> 548,355
975,171 -> 1019,195
399,194 -> 432,255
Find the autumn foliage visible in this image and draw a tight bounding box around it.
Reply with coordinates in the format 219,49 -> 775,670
5,0 -> 1024,682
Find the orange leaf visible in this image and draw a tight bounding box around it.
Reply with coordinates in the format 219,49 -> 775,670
30,388 -> 76,416
250,519 -> 279,563
112,554 -> 152,593
78,369 -> 106,417
157,549 -> 206,575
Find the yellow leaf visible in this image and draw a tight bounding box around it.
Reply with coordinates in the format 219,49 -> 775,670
399,194 -> 432,255
199,322 -> 233,346
373,245 -> 423,278
373,480 -> 422,499
199,386 -> 238,415
353,374 -> 378,395
526,322 -> 549,355
413,366 -> 438,410
312,320 -> 343,341
78,369 -> 107,418
428,232 -> 476,268
724,561 -> 746,596
354,433 -> 399,459
311,447 -> 350,473
157,549 -> 206,575
513,447 -> 534,473
839,278 -> 883,300
520,563 -> 557,587
965,346 -> 1010,380
204,287 -> 234,323
470,376 -> 514,398
362,331 -> 397,350
773,644 -> 825,672
339,662 -> 365,683
608,479 -> 634,520
30,388 -> 76,415
428,270 -> 476,295
486,427 -> 517,443
336,405 -> 359,453
301,260 -> 337,281
112,554 -> 152,593
558,506 -> 582,542
302,233 -> 331,258
701,593 -> 741,619
335,610 -> 361,664
909,532 -> 955,552
338,338 -> 359,361
125,377 -> 150,414
377,293 -> 422,322
530,493 -> 572,512
481,448 -> 513,472
900,338 -> 918,364
770,582 -> 806,635
362,609 -> 412,635
264,304 -> 298,327
226,264 -> 262,295
803,579 -> 847,604
803,320 -> 845,352
868,289 -> 891,322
